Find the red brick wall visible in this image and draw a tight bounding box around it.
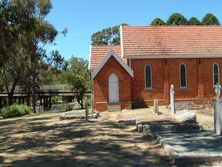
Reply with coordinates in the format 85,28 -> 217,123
94,57 -> 222,111
93,56 -> 132,112
202,58 -> 222,97
167,58 -> 198,100
130,58 -> 222,106
130,59 -> 165,106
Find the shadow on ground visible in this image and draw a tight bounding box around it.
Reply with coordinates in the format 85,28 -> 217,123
0,112 -> 171,167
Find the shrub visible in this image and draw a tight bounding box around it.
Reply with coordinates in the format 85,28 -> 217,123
83,98 -> 92,108
51,96 -> 59,104
2,104 -> 32,119
65,104 -> 74,111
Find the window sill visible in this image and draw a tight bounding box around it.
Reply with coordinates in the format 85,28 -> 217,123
180,87 -> 188,90
144,88 -> 153,91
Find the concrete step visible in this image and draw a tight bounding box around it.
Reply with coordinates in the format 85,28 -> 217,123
108,104 -> 121,112
139,120 -> 203,133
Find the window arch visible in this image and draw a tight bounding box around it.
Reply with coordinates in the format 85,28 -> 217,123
145,64 -> 152,88
180,64 -> 187,88
213,63 -> 220,86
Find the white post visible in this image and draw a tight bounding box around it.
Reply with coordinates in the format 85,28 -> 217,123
154,99 -> 159,114
215,83 -> 222,135
170,84 -> 175,115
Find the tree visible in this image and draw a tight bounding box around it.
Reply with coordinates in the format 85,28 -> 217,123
188,17 -> 202,25
150,18 -> 166,25
0,44 -> 29,105
202,13 -> 220,25
0,0 -> 23,67
0,0 -> 33,105
12,0 -> 58,112
91,23 -> 128,45
0,0 -> 58,111
167,13 -> 188,25
65,57 -> 92,109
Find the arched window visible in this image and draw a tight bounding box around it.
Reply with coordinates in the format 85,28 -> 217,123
145,64 -> 152,88
180,64 -> 187,88
213,64 -> 220,86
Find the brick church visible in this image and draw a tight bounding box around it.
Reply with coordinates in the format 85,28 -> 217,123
89,25 -> 222,112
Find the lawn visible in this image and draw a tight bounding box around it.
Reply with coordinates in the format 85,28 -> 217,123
0,110 -> 170,167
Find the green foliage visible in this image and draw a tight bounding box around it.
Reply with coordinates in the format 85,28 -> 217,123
0,80 -> 4,93
188,17 -> 202,25
2,104 -> 32,118
151,18 -> 166,25
0,0 -> 60,109
64,57 -> 92,109
150,13 -> 220,26
167,13 -> 188,25
83,98 -> 92,108
51,96 -> 59,104
202,13 -> 220,25
91,23 -> 128,45
65,104 -> 74,111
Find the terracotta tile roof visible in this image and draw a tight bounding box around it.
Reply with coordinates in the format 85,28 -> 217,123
121,26 -> 222,57
89,45 -> 123,70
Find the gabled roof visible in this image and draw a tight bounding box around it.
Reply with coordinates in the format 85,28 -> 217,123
121,25 -> 222,58
89,45 -> 125,70
91,50 -> 133,79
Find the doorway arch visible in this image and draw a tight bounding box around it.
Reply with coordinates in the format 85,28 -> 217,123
108,73 -> 119,104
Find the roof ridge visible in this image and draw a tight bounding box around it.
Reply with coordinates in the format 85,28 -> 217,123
92,45 -> 120,47
122,25 -> 222,28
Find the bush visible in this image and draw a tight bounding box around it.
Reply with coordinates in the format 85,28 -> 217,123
65,104 -> 74,111
51,96 -> 60,104
83,98 -> 92,108
2,104 -> 32,119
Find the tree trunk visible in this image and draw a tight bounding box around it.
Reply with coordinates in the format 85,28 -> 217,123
30,41 -> 37,113
8,93 -> 13,105
7,76 -> 19,106
76,92 -> 84,109
31,63 -> 36,113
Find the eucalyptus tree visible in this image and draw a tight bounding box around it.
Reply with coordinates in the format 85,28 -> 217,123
0,0 -> 58,111
91,23 -> 128,45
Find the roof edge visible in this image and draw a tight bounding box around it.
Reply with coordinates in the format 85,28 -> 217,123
88,45 -> 92,70
120,25 -> 124,58
92,49 -> 134,79
123,54 -> 222,59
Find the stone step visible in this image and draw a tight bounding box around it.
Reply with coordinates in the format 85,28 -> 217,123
138,121 -> 203,133
108,104 -> 121,112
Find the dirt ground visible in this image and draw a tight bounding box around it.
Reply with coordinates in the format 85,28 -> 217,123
0,110 -> 171,167
0,106 -> 215,167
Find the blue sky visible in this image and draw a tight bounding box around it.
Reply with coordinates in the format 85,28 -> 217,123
46,0 -> 222,61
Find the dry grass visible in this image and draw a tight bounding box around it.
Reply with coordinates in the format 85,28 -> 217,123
0,110 -> 170,167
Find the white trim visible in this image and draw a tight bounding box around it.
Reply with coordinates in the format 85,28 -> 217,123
213,63 -> 220,86
180,63 -> 187,88
129,58 -> 132,67
144,64 -> 152,89
124,54 -> 222,59
91,49 -> 134,79
120,25 -> 124,58
88,45 -> 92,70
